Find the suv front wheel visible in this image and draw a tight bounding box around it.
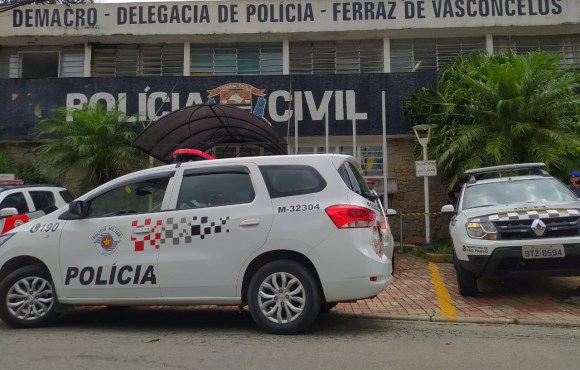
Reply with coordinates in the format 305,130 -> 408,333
454,252 -> 478,296
0,266 -> 59,328
247,260 -> 321,334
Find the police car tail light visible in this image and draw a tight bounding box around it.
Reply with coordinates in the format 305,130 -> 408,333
466,222 -> 498,240
325,205 -> 376,229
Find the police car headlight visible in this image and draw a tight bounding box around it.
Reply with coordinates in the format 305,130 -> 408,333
0,233 -> 15,247
466,222 -> 497,240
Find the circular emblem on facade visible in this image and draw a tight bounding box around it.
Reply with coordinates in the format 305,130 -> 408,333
530,219 -> 547,237
92,226 -> 123,255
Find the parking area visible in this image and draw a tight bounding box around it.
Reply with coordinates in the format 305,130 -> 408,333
333,253 -> 580,326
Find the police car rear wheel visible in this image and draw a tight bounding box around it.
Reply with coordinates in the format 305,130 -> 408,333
0,266 -> 59,328
248,260 -> 320,334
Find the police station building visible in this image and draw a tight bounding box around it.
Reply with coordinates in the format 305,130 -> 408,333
1,0 -> 579,239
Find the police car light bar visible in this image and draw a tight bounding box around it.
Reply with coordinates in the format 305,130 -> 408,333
172,149 -> 216,163
465,163 -> 549,184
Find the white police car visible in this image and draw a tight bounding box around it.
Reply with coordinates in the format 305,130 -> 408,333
441,163 -> 580,296
0,154 -> 395,334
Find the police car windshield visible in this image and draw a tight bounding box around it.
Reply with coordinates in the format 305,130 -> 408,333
462,178 -> 577,210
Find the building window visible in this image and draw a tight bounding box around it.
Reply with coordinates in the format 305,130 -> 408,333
289,40 -> 383,74
360,145 -> 384,177
494,34 -> 580,68
91,44 -> 184,77
390,38 -> 486,72
0,46 -> 85,79
20,52 -> 60,78
190,44 -> 282,76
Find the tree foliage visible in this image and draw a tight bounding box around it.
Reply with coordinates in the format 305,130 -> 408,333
35,103 -> 147,192
404,50 -> 580,189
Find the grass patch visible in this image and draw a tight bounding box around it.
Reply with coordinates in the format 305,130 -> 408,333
409,244 -> 454,258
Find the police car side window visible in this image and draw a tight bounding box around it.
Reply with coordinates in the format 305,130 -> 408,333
177,172 -> 255,209
259,165 -> 326,198
87,177 -> 170,218
338,164 -> 354,190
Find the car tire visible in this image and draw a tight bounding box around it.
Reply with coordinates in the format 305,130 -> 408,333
391,253 -> 395,275
247,260 -> 321,334
0,265 -> 59,328
319,302 -> 338,314
453,252 -> 478,296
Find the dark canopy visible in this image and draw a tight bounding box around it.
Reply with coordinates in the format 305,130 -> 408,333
132,104 -> 288,163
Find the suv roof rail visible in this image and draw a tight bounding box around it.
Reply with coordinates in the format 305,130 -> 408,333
465,163 -> 549,184
0,184 -> 65,193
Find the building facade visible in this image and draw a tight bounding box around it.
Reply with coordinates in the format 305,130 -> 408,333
1,0 -> 579,241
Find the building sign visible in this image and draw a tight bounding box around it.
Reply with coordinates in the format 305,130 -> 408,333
415,160 -> 437,177
1,0 -> 575,37
0,73 -> 438,140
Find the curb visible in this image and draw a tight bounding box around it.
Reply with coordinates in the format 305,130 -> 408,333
330,312 -> 580,328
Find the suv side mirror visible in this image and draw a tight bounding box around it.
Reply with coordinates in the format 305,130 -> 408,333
385,208 -> 397,217
69,200 -> 88,217
441,204 -> 455,213
0,208 -> 18,218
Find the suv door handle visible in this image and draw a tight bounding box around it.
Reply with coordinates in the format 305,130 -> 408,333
134,226 -> 153,234
240,218 -> 260,227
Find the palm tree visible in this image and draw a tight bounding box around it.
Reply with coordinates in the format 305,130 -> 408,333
35,103 -> 146,192
404,50 -> 580,189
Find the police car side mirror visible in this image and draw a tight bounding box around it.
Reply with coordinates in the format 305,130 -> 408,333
69,200 -> 87,217
0,208 -> 18,218
441,204 -> 455,213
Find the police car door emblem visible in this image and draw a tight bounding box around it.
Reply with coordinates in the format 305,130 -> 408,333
92,226 -> 123,255
530,219 -> 546,237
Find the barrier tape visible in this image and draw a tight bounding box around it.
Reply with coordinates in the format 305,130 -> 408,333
398,212 -> 443,216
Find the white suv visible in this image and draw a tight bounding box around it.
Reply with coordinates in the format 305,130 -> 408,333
442,163 -> 580,296
0,185 -> 72,219
0,154 -> 395,334
0,185 -> 73,234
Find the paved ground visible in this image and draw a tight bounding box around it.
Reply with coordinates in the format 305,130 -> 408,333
333,252 -> 580,326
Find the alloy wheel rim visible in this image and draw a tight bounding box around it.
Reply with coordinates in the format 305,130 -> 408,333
7,276 -> 54,321
258,271 -> 305,324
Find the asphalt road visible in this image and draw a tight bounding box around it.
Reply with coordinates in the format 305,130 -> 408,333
0,307 -> 578,370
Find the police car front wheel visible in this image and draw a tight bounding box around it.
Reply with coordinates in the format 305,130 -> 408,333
0,266 -> 59,328
247,260 -> 321,334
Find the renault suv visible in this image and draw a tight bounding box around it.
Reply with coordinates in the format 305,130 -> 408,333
442,163 -> 580,296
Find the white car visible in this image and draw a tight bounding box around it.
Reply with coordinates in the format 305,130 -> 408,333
0,154 -> 395,334
0,184 -> 72,219
441,163 -> 580,296
0,185 -> 73,234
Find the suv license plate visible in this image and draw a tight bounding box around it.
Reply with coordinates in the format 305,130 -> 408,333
522,245 -> 565,259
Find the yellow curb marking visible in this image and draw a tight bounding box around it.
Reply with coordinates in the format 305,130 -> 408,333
428,262 -> 457,321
